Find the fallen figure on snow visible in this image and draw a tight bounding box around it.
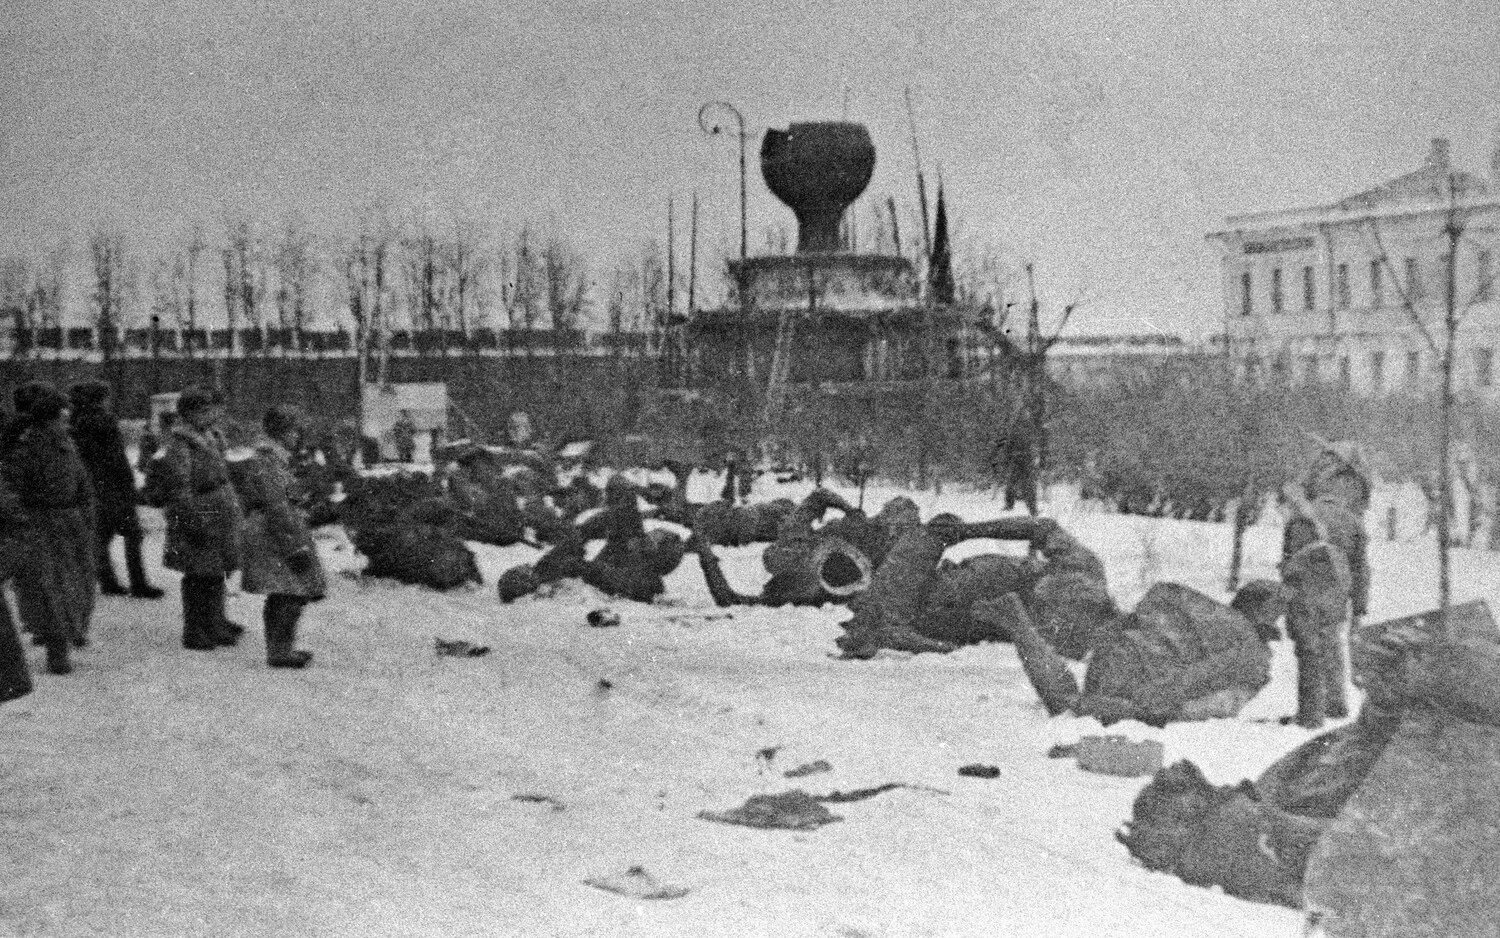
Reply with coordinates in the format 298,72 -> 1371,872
837,516 -> 1285,727
998,576 -> 1284,726
1117,600 -> 1500,932
339,473 -> 482,590
687,489 -> 923,608
496,476 -> 687,604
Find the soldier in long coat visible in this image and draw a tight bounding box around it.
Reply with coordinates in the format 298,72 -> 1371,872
68,381 -> 163,598
158,387 -> 244,650
236,406 -> 325,668
0,472 -> 34,700
2,382 -> 97,674
1281,441 -> 1371,728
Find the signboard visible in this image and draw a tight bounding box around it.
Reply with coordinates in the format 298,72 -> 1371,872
1243,236 -> 1314,255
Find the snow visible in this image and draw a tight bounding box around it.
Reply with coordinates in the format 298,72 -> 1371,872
3,476 -> 1495,937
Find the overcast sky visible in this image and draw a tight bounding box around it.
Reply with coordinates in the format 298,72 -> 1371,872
2,0 -> 1497,336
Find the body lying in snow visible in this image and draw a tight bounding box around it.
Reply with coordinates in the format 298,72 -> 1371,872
687,490 -> 916,609
496,476 -> 686,604
1118,605 -> 1500,910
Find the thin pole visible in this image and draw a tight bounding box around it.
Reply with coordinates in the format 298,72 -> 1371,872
688,192 -> 699,317
666,197 -> 676,328
905,86 -> 933,261
738,122 -> 748,264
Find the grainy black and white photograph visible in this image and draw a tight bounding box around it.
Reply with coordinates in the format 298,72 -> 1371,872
2,1 -> 1498,935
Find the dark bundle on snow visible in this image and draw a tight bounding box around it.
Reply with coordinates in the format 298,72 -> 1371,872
340,473 -> 480,590
353,522 -> 480,591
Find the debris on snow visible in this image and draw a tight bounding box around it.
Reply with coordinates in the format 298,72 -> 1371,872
583,865 -> 689,900
511,793 -> 566,812
434,638 -> 491,658
816,783 -> 905,804
783,759 -> 833,778
1075,736 -> 1165,778
586,608 -> 621,628
698,790 -> 842,830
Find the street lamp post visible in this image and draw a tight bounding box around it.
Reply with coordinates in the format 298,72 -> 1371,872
697,101 -> 747,265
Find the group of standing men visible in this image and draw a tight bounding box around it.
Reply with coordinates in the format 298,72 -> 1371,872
2,380 -> 331,705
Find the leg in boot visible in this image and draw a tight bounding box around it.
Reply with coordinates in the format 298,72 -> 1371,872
181,576 -> 217,650
1292,629 -> 1326,729
45,637 -> 72,675
202,577 -> 240,646
123,527 -> 164,599
97,528 -> 127,596
265,596 -> 311,668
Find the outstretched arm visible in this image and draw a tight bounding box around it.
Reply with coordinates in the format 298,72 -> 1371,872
688,534 -> 760,608
931,516 -> 1057,548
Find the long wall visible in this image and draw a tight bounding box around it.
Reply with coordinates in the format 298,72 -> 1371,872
0,353 -> 660,443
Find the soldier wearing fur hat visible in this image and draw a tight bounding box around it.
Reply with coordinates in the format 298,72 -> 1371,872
157,386 -> 245,650
1281,440 -> 1372,728
2,382 -> 98,674
68,380 -> 163,599
236,405 -> 325,668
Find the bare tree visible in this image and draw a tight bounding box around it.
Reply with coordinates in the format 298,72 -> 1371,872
90,230 -> 130,365
223,220 -> 267,357
1,255 -> 34,358
274,218 -> 316,353
342,220 -> 392,388
542,236 -> 587,343
444,219 -> 487,348
1362,176 -> 1496,624
182,226 -> 207,356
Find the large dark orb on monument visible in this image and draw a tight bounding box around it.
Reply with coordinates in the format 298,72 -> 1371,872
761,122 -> 875,254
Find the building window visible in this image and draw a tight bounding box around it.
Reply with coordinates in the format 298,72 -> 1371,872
1240,272 -> 1253,317
1303,354 -> 1320,384
1303,266 -> 1315,310
1369,350 -> 1385,390
1335,263 -> 1350,309
1271,354 -> 1288,377
1476,348 -> 1494,388
1405,257 -> 1422,298
1369,261 -> 1383,307
1406,350 -> 1421,382
1271,268 -> 1284,314
1477,251 -> 1494,302
1338,356 -> 1351,388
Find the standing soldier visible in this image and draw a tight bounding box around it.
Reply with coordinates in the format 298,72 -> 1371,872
0,472 -> 34,700
392,410 -> 417,464
158,387 -> 245,650
2,382 -> 98,674
1281,441 -> 1371,728
68,381 -> 164,599
237,406 -> 325,668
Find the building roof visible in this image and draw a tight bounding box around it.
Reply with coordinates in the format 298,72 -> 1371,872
1209,138 -> 1500,237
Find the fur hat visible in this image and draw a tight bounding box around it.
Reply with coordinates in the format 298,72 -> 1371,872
176,385 -> 224,418
67,380 -> 111,409
14,382 -> 67,422
262,404 -> 306,439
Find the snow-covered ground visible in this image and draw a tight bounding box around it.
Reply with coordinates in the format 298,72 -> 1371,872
3,475 -> 1495,937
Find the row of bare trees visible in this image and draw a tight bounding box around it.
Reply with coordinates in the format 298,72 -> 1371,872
0,217 -> 689,363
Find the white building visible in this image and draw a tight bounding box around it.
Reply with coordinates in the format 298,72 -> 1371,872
1209,138 -> 1500,398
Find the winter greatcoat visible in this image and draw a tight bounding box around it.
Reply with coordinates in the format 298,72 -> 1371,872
2,422 -> 97,648
235,439 -> 326,599
0,474 -> 33,702
69,403 -> 142,535
159,424 -> 243,577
